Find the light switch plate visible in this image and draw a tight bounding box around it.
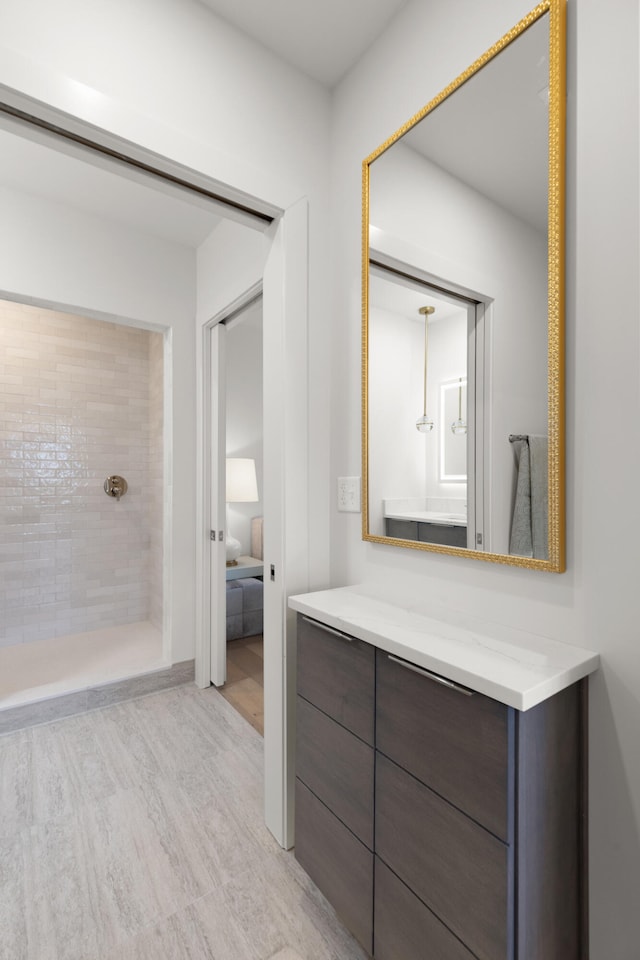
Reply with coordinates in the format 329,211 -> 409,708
337,476 -> 361,513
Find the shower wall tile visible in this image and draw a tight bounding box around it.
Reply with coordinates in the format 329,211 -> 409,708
0,301 -> 164,647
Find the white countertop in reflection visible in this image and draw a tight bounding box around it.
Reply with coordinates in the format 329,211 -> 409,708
288,585 -> 599,711
384,509 -> 467,526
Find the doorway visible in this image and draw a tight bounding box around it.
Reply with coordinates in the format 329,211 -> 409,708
215,295 -> 265,736
197,203 -> 309,849
0,101 -> 308,851
368,258 -> 487,552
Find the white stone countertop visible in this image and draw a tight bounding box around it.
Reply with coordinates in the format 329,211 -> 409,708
288,585 -> 599,711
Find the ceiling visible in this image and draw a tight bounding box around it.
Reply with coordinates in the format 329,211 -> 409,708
370,266 -> 465,326
197,0 -> 408,86
0,125 -> 224,248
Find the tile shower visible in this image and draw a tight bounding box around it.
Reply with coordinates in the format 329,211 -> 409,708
0,299 -> 164,705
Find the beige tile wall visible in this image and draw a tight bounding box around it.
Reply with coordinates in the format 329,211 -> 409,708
0,300 -> 163,646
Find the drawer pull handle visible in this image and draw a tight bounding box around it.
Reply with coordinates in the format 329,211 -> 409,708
302,615 -> 353,642
387,655 -> 474,696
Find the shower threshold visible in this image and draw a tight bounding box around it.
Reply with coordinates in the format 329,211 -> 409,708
0,621 -> 169,713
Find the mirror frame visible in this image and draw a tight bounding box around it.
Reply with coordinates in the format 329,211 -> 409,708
361,0 -> 566,572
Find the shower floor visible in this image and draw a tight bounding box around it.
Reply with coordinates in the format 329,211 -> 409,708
0,621 -> 167,711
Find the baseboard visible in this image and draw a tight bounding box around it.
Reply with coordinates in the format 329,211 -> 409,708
0,659 -> 195,736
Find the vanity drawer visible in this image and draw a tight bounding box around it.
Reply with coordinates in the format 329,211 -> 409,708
376,753 -> 511,960
297,614 -> 374,744
295,779 -> 373,954
374,858 -> 477,960
376,648 -> 512,840
296,696 -> 373,848
385,517 -> 419,540
417,521 -> 468,548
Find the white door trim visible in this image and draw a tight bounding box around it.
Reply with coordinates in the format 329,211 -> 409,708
262,201 -> 309,847
195,202 -> 309,849
195,282 -> 263,690
208,322 -> 227,687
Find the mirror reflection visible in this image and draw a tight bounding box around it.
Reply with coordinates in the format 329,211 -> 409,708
363,3 -> 565,569
440,378 -> 467,481
369,264 -> 475,550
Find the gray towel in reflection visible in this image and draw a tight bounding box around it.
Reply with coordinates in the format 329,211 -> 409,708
509,436 -> 548,560
529,436 -> 548,560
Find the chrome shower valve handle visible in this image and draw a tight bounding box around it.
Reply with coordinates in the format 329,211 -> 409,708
104,475 -> 128,500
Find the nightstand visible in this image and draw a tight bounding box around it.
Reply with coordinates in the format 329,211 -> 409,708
226,556 -> 264,581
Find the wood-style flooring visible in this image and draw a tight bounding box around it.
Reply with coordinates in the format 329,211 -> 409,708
0,682 -> 368,960
219,635 -> 264,736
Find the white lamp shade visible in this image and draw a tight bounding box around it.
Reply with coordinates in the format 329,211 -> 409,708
226,458 -> 259,502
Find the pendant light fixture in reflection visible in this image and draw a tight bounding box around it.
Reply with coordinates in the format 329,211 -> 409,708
416,305 -> 435,432
451,377 -> 468,435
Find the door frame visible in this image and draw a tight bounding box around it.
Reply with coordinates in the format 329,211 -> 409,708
196,281 -> 262,691
0,93 -> 309,851
369,249 -> 490,554
262,203 -> 309,847
195,203 -> 309,849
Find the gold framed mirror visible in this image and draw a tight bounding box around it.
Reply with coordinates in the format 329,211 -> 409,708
362,0 -> 566,572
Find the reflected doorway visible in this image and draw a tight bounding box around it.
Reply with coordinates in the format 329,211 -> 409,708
368,260 -> 486,550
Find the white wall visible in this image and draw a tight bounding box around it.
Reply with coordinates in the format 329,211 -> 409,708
226,299 -> 263,556
368,305 -> 425,535
196,220 -> 268,327
331,0 -> 640,954
0,185 -> 196,663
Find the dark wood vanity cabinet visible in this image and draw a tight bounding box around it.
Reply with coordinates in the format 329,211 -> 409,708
384,517 -> 467,548
295,614 -> 375,953
295,613 -> 587,960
